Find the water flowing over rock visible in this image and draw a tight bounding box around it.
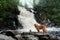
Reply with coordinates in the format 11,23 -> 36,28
17,6 -> 39,32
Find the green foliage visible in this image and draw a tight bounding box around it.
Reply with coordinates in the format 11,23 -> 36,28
0,0 -> 19,21
34,0 -> 60,25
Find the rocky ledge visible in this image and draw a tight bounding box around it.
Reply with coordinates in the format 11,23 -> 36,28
0,30 -> 60,40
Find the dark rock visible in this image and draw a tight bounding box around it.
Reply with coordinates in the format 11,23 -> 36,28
0,34 -> 15,40
0,30 -> 60,40
0,31 -> 18,40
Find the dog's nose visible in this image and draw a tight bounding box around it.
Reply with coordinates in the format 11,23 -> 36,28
34,24 -> 36,25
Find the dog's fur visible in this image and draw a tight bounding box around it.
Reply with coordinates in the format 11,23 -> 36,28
34,24 -> 47,32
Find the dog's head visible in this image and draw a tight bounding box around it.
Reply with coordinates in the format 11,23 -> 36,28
34,24 -> 40,27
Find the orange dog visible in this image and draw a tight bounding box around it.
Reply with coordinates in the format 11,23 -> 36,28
34,23 -> 47,32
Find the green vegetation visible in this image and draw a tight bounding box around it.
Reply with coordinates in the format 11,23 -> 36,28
0,0 -> 19,21
33,0 -> 60,26
0,0 -> 19,30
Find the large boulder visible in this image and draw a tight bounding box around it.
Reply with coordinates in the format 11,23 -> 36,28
0,34 -> 15,40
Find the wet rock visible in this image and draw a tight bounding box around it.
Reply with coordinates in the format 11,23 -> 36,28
0,34 -> 15,40
48,34 -> 60,40
1,30 -> 60,40
0,31 -> 18,40
22,35 -> 39,40
15,34 -> 24,40
28,36 -> 38,40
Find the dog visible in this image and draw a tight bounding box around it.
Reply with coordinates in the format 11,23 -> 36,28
34,23 -> 47,32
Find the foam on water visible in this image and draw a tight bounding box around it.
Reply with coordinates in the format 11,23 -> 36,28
47,27 -> 60,32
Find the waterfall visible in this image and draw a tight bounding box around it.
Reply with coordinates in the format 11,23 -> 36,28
17,6 -> 39,32
16,6 -> 60,33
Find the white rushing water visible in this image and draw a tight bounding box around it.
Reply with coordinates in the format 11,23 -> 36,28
47,27 -> 60,32
17,6 -> 39,33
